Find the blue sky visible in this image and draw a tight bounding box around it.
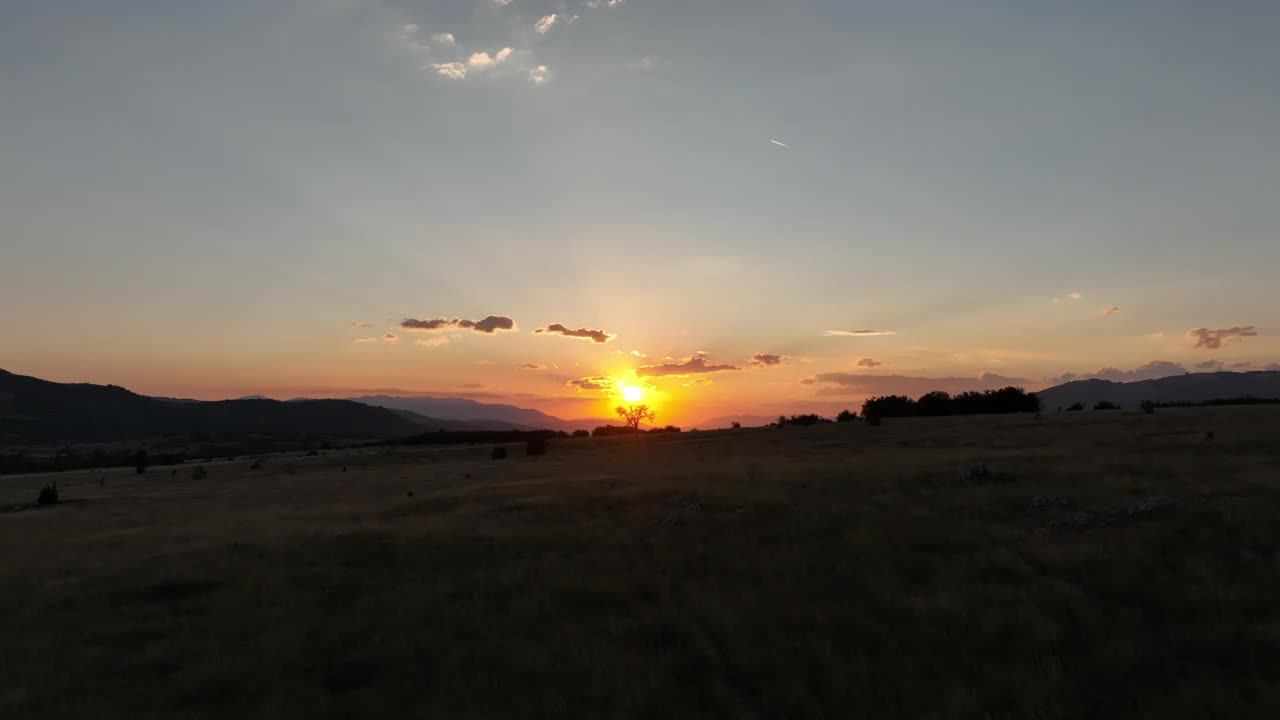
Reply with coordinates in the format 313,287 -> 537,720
2,0 -> 1278,421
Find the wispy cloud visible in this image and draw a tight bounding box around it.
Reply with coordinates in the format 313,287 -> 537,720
1189,326 -> 1258,349
823,329 -> 897,337
520,363 -> 546,370
856,358 -> 884,368
1069,291 -> 1082,300
351,321 -> 374,329
534,323 -> 614,343
586,0 -> 626,7
770,139 -> 791,149
354,337 -> 378,343
535,14 -> 559,34
529,65 -> 550,85
382,333 -> 399,344
629,56 -> 656,69
748,353 -> 786,367
1102,306 -> 1120,316
415,337 -> 450,348
430,62 -> 468,79
401,316 -> 516,334
1196,360 -> 1224,371
637,355 -> 739,377
431,32 -> 455,46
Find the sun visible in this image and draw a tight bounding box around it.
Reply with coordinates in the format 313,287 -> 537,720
621,385 -> 645,404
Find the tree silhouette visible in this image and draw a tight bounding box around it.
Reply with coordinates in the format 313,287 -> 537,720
616,404 -> 656,430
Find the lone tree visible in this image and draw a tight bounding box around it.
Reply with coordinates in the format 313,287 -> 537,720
616,404 -> 656,430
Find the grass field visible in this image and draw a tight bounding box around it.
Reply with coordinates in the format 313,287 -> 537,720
4,407 -> 1280,718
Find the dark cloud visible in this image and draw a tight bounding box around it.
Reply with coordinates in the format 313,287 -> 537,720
636,355 -> 740,377
748,353 -> 785,367
1048,360 -> 1187,385
1196,360 -> 1224,371
567,376 -> 615,392
354,337 -> 378,343
382,333 -> 399,343
534,323 -> 614,343
807,373 -> 1028,397
351,321 -> 374,328
1189,326 -> 1257,349
401,316 -> 516,334
799,377 -> 817,385
856,358 -> 883,368
520,363 -> 546,370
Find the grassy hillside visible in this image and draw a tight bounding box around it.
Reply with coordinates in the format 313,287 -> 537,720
3,406 -> 1280,717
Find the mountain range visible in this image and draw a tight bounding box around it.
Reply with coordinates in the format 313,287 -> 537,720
5,368 -> 1280,444
1036,371 -> 1280,410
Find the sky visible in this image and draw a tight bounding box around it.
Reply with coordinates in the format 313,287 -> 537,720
2,0 -> 1279,425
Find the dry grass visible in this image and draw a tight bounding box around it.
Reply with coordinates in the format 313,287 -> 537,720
3,406 -> 1280,718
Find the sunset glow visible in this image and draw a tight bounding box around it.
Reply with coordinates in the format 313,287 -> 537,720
621,386 -> 645,404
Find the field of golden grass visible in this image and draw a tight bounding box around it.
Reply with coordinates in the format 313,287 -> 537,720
3,406 -> 1280,718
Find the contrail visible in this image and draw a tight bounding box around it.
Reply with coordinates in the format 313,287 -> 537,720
770,139 -> 791,149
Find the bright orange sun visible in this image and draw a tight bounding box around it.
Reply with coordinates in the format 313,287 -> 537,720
621,385 -> 645,403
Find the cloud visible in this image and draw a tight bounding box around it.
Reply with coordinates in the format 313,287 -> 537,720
637,355 -> 740,377
1188,326 -> 1258,350
1048,360 -> 1187,385
431,32 -> 455,46
529,65 -> 550,85
354,337 -> 378,343
685,378 -> 714,386
567,376 -> 615,392
770,139 -> 791,149
630,56 -> 656,69
1196,360 -> 1224,371
382,333 -> 399,344
493,0 -> 513,5
748,353 -> 786,367
415,337 -> 450,348
856,358 -> 883,368
468,48 -> 513,69
823,329 -> 897,337
351,321 -> 374,328
430,62 -> 468,79
805,373 -> 1028,397
1069,291 -> 1082,300
461,383 -> 485,389
520,363 -> 546,370
535,14 -> 558,34
1142,332 -> 1166,340
1102,307 -> 1120,316
534,323 -> 614,343
631,350 -> 647,358
401,316 -> 516,334
586,0 -> 626,7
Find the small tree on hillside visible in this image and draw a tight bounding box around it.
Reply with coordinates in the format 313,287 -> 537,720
616,404 -> 656,430
836,409 -> 858,423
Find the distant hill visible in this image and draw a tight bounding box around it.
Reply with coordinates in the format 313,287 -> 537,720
1037,371 -> 1280,410
0,369 -> 478,443
347,395 -> 607,433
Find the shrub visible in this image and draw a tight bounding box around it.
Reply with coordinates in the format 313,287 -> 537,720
192,465 -> 208,481
305,449 -> 319,457
1093,400 -> 1120,411
133,449 -> 149,475
572,429 -> 590,438
649,425 -> 682,434
525,437 -> 547,457
1066,402 -> 1085,412
1140,400 -> 1156,415
836,410 -> 858,423
592,425 -> 643,437
778,414 -> 831,427
250,457 -> 265,470
864,412 -> 882,427
37,482 -> 59,506
491,445 -> 508,460
731,421 -> 742,429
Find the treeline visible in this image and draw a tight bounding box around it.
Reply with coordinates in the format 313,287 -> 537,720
1152,397 -> 1280,409
591,425 -> 683,437
861,387 -> 1040,418
380,429 -> 567,447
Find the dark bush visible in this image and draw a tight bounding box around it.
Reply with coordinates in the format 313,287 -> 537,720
1093,400 -> 1120,411
778,414 -> 831,427
649,425 -> 682,434
572,429 -> 590,438
864,412 -> 882,427
731,421 -> 742,429
1066,402 -> 1085,412
525,437 -> 547,457
1140,400 -> 1156,415
836,410 -> 858,423
37,482 -> 59,506
592,425 -> 644,437
192,465 -> 208,481
305,449 -> 319,457
491,446 -> 508,460
250,457 -> 265,469
133,449 -> 149,475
